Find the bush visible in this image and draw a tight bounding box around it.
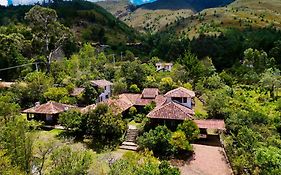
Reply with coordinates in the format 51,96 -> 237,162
170,131 -> 192,155
59,109 -> 83,133
177,120 -> 200,142
138,125 -> 173,157
85,104 -> 127,146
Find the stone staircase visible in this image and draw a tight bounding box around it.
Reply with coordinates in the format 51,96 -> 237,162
120,127 -> 139,151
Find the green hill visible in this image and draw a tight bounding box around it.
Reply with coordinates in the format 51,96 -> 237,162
0,1 -> 138,46
165,0 -> 281,38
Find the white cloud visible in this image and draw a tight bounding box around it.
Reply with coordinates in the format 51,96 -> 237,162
0,0 -> 8,6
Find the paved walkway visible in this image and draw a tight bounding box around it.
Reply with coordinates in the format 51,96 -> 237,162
179,144 -> 233,175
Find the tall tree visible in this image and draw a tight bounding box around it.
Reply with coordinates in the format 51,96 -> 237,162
25,5 -> 73,73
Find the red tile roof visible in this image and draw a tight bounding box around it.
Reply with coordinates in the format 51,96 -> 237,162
194,120 -> 226,130
142,88 -> 159,99
164,87 -> 195,98
80,104 -> 96,114
22,102 -> 75,115
91,80 -> 113,87
70,87 -> 85,96
147,101 -> 195,120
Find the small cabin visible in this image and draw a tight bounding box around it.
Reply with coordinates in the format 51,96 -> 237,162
22,101 -> 75,125
91,79 -> 113,102
164,87 -> 195,109
156,63 -> 173,72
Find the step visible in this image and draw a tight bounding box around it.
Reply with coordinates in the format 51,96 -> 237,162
122,142 -> 138,146
120,145 -> 138,151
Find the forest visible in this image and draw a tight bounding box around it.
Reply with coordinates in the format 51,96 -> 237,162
1,1 -> 281,175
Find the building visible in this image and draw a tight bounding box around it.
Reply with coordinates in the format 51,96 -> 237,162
91,79 -> 113,102
155,63 -> 173,72
22,102 -> 75,125
164,87 -> 195,109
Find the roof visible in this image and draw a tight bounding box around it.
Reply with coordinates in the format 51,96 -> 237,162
80,104 -> 96,114
0,82 -> 15,88
70,87 -> 85,96
142,88 -> 159,99
147,101 -> 194,120
22,102 -> 75,115
194,120 -> 226,130
91,80 -> 113,87
106,94 -> 140,114
164,87 -> 195,98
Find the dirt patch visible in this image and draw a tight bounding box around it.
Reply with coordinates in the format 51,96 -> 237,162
179,144 -> 233,175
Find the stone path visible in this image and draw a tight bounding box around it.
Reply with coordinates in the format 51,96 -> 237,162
179,144 -> 233,175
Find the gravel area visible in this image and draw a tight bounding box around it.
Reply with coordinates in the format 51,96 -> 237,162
179,144 -> 233,175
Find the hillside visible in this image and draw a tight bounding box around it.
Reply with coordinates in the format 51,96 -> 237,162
98,0 -> 233,33
0,1 -> 137,46
165,0 -> 281,38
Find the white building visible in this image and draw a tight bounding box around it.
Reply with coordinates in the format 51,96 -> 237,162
164,87 -> 195,109
91,79 -> 113,102
155,63 -> 173,72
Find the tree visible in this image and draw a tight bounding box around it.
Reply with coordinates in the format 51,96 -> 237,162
159,161 -> 180,175
259,68 -> 281,99
85,104 -> 127,146
0,118 -> 34,174
44,87 -> 69,102
177,120 -> 200,142
49,145 -> 92,175
169,131 -> 192,155
124,50 -> 135,61
0,93 -> 20,122
129,84 -> 140,93
25,6 -> 74,73
159,77 -> 177,93
59,110 -> 83,133
0,149 -> 24,175
138,125 -> 173,157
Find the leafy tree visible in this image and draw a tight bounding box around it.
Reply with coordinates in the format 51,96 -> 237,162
0,149 -> 24,175
259,68 -> 281,99
169,131 -> 192,155
25,5 -> 74,73
159,161 -> 180,175
124,50 -> 135,61
129,84 -> 140,93
85,104 -> 127,146
81,82 -> 100,105
43,87 -> 69,102
159,77 -> 177,93
0,93 -> 20,122
138,125 -> 173,157
112,80 -> 127,95
59,110 -> 83,133
243,48 -> 275,73
49,145 -> 92,175
0,118 -> 34,174
177,120 -> 200,142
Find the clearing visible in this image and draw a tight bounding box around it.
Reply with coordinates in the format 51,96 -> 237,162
179,144 -> 233,175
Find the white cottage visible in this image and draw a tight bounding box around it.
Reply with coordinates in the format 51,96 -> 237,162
155,63 -> 173,72
91,80 -> 113,102
164,87 -> 195,109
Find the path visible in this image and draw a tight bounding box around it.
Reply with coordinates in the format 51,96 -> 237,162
179,144 -> 233,175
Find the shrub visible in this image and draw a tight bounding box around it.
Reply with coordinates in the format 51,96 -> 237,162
170,131 -> 192,155
59,109 -> 83,133
177,120 -> 200,142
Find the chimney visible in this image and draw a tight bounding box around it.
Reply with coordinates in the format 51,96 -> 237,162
35,102 -> 40,107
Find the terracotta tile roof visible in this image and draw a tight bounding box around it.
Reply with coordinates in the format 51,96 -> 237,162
142,88 -> 159,99
194,120 -> 226,130
147,101 -> 195,120
154,95 -> 167,106
91,80 -> 113,87
80,104 -> 96,114
0,82 -> 15,88
70,87 -> 85,96
22,102 -> 75,115
106,94 -> 140,114
164,87 -> 195,98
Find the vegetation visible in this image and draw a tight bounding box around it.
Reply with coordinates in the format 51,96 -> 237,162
1,0 -> 281,174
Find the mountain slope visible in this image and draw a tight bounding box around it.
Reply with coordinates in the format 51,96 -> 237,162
165,0 -> 281,38
139,0 -> 233,11
0,1 -> 138,46
97,0 -> 234,33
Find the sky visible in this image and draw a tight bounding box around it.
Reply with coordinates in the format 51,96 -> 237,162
0,0 -> 157,6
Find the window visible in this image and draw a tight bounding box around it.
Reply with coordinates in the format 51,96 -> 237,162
183,98 -> 187,103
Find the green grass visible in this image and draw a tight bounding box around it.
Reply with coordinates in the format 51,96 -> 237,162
194,97 -> 208,119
